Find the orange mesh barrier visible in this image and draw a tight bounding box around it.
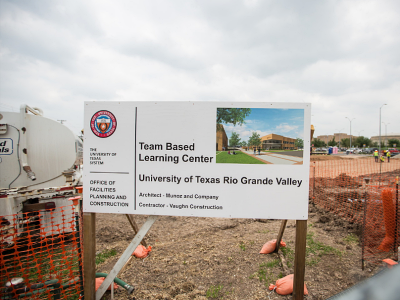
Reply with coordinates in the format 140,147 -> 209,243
310,157 -> 400,264
363,185 -> 399,263
378,188 -> 396,252
0,204 -> 83,299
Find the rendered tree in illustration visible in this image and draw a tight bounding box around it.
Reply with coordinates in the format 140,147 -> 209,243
217,108 -> 251,126
248,132 -> 261,147
229,132 -> 241,147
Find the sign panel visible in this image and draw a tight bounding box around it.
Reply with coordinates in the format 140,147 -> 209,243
0,138 -> 13,155
84,102 -> 311,219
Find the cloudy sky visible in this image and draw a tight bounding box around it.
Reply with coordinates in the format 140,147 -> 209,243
221,108 -> 304,142
1,0 -> 399,139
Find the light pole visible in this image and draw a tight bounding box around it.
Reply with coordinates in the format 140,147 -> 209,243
382,122 -> 390,147
379,104 -> 387,154
345,117 -> 355,148
356,130 -> 364,148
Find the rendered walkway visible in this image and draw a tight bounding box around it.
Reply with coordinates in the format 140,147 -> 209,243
242,150 -> 303,165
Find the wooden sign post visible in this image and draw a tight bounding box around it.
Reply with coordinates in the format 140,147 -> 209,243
274,219 -> 307,300
293,220 -> 307,300
83,212 -> 96,300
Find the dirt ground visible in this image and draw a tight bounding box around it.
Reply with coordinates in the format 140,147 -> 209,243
310,155 -> 343,161
95,155 -> 389,300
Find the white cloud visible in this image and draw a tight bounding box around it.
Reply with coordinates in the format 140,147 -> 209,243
1,0 -> 399,137
275,124 -> 298,133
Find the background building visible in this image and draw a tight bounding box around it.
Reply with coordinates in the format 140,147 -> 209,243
317,133 -> 357,145
370,133 -> 400,146
260,134 -> 297,150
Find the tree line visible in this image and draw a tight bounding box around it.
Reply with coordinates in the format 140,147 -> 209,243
229,131 -> 304,148
229,131 -> 261,147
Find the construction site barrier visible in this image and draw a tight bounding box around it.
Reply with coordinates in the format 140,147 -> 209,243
310,157 -> 400,264
0,204 -> 83,299
1,157 -> 399,299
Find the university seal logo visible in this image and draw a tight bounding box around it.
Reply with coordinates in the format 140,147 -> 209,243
90,110 -> 117,138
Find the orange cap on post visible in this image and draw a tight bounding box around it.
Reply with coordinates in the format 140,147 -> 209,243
69,196 -> 81,206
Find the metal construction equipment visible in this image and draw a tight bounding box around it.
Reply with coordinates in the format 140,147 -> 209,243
0,104 -> 83,236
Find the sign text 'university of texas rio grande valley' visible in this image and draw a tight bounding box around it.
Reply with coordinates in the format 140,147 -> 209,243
83,102 -> 311,220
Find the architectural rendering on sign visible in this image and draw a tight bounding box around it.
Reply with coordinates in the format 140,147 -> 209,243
260,134 -> 297,150
216,107 -> 304,165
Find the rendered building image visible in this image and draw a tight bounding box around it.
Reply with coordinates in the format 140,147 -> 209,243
260,134 -> 297,150
216,124 -> 228,151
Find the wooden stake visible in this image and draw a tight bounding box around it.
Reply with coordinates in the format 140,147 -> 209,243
293,220 -> 307,300
125,214 -> 147,247
118,215 -> 151,276
119,256 -> 134,276
96,215 -> 158,300
275,219 -> 288,252
83,213 -> 96,300
277,252 -> 289,276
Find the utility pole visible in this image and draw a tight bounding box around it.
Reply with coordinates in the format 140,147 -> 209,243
345,117 -> 355,148
379,104 -> 387,153
382,122 -> 390,147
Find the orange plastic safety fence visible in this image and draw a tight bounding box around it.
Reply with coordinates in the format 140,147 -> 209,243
363,186 -> 399,263
310,157 -> 400,264
0,204 -> 83,299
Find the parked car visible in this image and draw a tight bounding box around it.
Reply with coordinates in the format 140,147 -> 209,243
362,148 -> 377,154
361,148 -> 370,154
346,148 -> 362,154
383,148 -> 400,156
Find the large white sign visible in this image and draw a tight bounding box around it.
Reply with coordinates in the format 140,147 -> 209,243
83,102 -> 311,219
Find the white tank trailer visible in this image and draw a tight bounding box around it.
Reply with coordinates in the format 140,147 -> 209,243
0,105 -> 83,243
